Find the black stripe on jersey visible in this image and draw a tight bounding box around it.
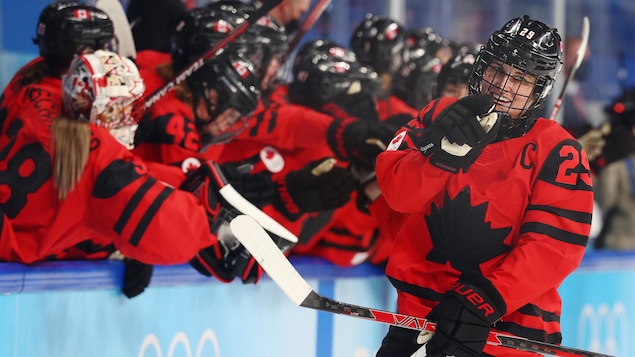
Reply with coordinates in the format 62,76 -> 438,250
387,276 -> 445,302
267,110 -> 277,133
114,178 -> 155,234
520,222 -> 588,246
527,204 -> 592,224
494,320 -> 562,344
517,303 -> 560,323
129,186 -> 173,246
419,98 -> 442,127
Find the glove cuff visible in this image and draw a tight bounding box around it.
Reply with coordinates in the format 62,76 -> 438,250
448,275 -> 506,324
327,117 -> 358,161
272,176 -> 304,221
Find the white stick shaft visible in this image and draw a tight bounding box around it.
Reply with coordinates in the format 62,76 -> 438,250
229,215 -> 311,305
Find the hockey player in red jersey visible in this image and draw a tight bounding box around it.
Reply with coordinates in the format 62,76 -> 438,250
375,16 -> 593,357
0,2 -> 122,260
278,39 -> 392,266
207,37 -> 394,240
131,6 -> 262,168
0,2 -> 115,137
350,14 -> 419,120
0,50 -> 258,285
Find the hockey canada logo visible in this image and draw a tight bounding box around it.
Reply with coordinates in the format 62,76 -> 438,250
387,131 -> 406,151
577,303 -> 628,356
138,330 -> 221,357
260,146 -> 285,173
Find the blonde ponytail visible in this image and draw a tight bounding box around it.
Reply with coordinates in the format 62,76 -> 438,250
51,115 -> 91,200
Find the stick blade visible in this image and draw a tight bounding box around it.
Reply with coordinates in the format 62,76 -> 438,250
220,185 -> 298,243
230,215 -> 312,305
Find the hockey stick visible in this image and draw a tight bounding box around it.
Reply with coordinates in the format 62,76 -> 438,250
140,0 -> 283,110
276,0 -> 332,83
180,160 -> 297,245
230,215 -> 615,357
287,0 -> 332,55
549,16 -> 590,120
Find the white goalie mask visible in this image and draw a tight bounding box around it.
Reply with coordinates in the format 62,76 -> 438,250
62,49 -> 145,148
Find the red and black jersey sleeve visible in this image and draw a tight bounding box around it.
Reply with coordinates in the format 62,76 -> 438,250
0,115 -> 216,265
132,95 -> 203,166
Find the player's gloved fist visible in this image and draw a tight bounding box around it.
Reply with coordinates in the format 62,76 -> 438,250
190,216 -> 262,284
220,161 -> 276,208
327,117 -> 395,171
426,276 -> 506,357
414,94 -> 501,173
121,258 -> 154,298
180,161 -> 261,284
274,158 -> 356,217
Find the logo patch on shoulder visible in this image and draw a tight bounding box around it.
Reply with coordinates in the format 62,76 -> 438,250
181,157 -> 202,173
260,146 -> 285,173
387,131 -> 407,151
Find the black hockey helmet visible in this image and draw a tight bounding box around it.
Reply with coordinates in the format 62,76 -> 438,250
402,27 -> 446,65
435,51 -> 476,97
33,2 -> 114,69
349,13 -> 405,75
289,39 -> 379,109
469,15 -> 563,121
230,13 -> 288,88
186,50 -> 261,144
392,51 -> 443,109
170,5 -> 248,71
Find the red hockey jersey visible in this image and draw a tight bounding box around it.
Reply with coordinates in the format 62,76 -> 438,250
376,97 -> 593,353
0,106 -> 217,265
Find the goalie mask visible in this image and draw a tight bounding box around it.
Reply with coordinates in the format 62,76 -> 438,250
62,50 -> 145,147
469,15 -> 562,128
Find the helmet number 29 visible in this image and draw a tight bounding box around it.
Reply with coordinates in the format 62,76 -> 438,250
519,28 -> 536,39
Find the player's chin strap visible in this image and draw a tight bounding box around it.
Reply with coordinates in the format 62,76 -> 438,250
493,114 -> 536,142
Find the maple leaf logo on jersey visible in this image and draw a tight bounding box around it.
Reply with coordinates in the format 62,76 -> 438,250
425,187 -> 512,272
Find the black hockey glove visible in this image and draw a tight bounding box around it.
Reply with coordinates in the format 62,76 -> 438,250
327,117 -> 395,171
180,160 -> 262,284
219,161 -> 276,208
273,158 -> 356,219
425,275 -> 506,357
325,91 -> 381,122
121,258 -> 154,298
412,94 -> 500,174
191,214 -> 261,284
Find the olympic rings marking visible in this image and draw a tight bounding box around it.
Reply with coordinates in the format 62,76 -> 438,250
577,303 -> 629,356
138,329 -> 221,357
